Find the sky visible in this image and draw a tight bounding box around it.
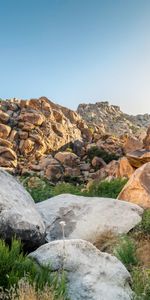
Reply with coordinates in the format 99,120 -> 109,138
0,0 -> 150,115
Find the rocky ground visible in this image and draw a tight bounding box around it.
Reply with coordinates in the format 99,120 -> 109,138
1,97 -> 150,299
77,101 -> 150,136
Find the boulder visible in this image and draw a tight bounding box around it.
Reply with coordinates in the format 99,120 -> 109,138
118,162 -> 150,208
36,194 -> 143,242
29,239 -> 132,300
19,112 -> 45,126
55,151 -> 79,167
127,149 -> 150,168
0,146 -> 17,160
143,126 -> 150,150
123,136 -> 143,154
0,110 -> 10,123
0,169 -> 45,247
91,157 -> 134,181
91,156 -> 106,169
0,124 -> 11,139
45,164 -> 63,181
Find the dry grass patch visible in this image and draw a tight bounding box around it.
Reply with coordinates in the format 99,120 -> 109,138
89,229 -> 118,252
0,278 -> 65,300
136,237 -> 150,268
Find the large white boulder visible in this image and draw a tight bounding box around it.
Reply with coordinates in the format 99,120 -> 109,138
36,194 -> 143,242
29,239 -> 133,300
0,169 -> 45,247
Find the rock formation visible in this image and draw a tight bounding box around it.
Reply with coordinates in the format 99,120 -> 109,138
77,101 -> 149,136
0,97 -> 90,174
36,194 -> 143,242
29,239 -> 133,300
118,162 -> 150,208
0,169 -> 45,247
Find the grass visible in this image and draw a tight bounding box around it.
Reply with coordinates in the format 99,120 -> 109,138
85,178 -> 128,198
114,235 -> 138,271
89,230 -> 118,253
0,239 -> 68,300
20,175 -> 127,202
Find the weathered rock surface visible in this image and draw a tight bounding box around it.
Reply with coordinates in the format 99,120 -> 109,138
77,101 -> 149,136
0,97 -> 89,173
123,136 -> 143,154
36,194 -> 143,242
29,239 -> 133,300
0,169 -> 45,247
118,162 -> 150,208
143,126 -> 150,150
91,157 -> 134,181
127,149 -> 150,168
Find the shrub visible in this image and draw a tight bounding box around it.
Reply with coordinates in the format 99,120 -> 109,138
140,210 -> 150,234
87,146 -> 119,163
114,236 -> 138,271
20,176 -> 54,202
0,239 -> 68,299
53,183 -> 82,196
86,178 -> 127,198
132,267 -> 150,300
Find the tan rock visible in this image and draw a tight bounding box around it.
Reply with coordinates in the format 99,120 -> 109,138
19,139 -> 35,155
55,151 -> 79,167
123,136 -> 143,154
127,149 -> 150,168
0,138 -> 13,148
91,156 -> 106,169
18,131 -> 28,139
19,112 -> 45,126
143,126 -> 150,150
45,164 -> 62,181
64,167 -> 81,177
0,157 -> 17,168
91,157 -> 134,181
0,124 -> 11,139
8,129 -> 17,142
118,162 -> 150,208
0,110 -> 9,123
0,146 -> 17,161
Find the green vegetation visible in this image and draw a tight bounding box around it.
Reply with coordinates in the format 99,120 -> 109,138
0,239 -> 68,299
114,236 -> 138,271
87,146 -> 119,163
86,178 -> 128,198
132,268 -> 150,300
20,175 -> 127,202
139,209 -> 150,234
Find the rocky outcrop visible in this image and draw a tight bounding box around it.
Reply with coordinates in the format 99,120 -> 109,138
0,97 -> 90,173
91,157 -> 134,181
36,194 -> 143,242
77,101 -> 149,136
127,150 -> 150,168
118,162 -> 150,208
0,169 -> 45,247
29,239 -> 133,300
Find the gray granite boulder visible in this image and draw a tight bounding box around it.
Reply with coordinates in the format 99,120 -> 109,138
29,239 -> 133,300
36,194 -> 143,242
0,169 -> 45,247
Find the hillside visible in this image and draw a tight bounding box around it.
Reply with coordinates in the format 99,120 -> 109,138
0,97 -> 91,173
77,101 -> 150,136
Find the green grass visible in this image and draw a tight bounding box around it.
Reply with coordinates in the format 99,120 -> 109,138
139,209 -> 150,234
114,236 -> 138,271
0,239 -> 68,299
20,175 -> 127,202
85,178 -> 128,198
132,268 -> 150,300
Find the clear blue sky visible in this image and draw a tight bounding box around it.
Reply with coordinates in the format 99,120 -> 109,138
0,0 -> 150,114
